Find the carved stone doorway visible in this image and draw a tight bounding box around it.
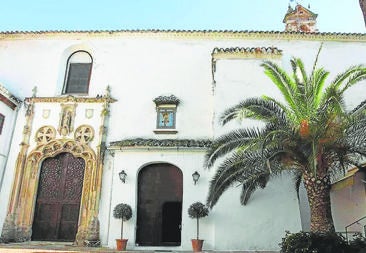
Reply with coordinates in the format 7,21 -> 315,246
32,152 -> 85,241
136,163 -> 183,246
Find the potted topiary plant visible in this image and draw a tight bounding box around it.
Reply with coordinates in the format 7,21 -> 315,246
188,202 -> 209,252
113,203 -> 132,251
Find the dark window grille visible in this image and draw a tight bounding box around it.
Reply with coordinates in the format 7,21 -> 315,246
64,63 -> 92,94
63,51 -> 92,95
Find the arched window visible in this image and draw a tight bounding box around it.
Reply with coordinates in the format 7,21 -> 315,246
63,51 -> 92,94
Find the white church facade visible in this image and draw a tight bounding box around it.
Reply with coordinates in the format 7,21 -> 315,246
0,28 -> 365,251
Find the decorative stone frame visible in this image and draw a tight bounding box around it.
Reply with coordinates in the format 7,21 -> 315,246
153,95 -> 180,134
7,139 -> 100,244
1,89 -> 114,245
35,125 -> 56,144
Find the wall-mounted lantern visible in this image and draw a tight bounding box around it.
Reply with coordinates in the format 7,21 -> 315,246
192,171 -> 200,185
119,170 -> 127,183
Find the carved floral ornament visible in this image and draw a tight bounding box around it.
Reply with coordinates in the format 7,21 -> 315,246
35,124 -> 94,145
74,125 -> 94,144
35,126 -> 56,144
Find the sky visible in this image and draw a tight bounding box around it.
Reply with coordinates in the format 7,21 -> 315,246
0,0 -> 364,33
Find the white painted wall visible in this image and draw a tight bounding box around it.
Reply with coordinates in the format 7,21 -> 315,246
331,173 -> 366,234
0,92 -> 19,192
0,103 -> 26,231
0,32 -> 365,251
212,173 -> 301,250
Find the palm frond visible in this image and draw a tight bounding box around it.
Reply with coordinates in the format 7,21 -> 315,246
262,95 -> 296,123
261,61 -> 297,111
311,68 -> 329,108
220,97 -> 286,125
340,69 -> 366,94
204,128 -> 264,168
240,171 -> 270,205
290,58 -> 307,93
293,171 -> 303,200
207,147 -> 290,208
206,150 -> 265,208
310,43 -> 323,77
331,65 -> 366,91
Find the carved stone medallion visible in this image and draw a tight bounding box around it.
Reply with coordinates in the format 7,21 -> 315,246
74,125 -> 94,144
35,126 -> 56,144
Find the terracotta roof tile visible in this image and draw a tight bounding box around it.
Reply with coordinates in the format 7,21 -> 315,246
109,138 -> 212,148
0,29 -> 365,37
212,46 -> 282,55
153,95 -> 180,106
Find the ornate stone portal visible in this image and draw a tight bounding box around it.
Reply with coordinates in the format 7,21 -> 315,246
1,89 -> 116,245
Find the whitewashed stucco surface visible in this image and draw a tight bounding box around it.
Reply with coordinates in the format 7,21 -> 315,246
0,32 -> 365,250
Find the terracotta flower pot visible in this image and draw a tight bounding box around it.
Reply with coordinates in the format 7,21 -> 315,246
191,239 -> 204,252
116,238 -> 128,251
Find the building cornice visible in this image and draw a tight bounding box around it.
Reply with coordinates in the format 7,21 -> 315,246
212,46 -> 282,60
108,138 -> 212,150
25,95 -> 117,104
0,30 -> 366,42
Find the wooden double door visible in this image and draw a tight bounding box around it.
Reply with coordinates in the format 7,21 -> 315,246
136,163 -> 183,246
32,152 -> 85,241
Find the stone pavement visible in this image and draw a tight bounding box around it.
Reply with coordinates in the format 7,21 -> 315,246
0,242 -> 115,253
0,242 -> 279,253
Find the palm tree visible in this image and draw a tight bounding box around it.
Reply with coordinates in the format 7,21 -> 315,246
205,47 -> 366,233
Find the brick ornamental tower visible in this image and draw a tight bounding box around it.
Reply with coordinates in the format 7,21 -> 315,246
283,4 -> 318,33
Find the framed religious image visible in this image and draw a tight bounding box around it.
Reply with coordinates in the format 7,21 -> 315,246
157,107 -> 176,129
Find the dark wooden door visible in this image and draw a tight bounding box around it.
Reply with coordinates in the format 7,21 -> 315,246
136,164 -> 183,246
32,152 -> 85,241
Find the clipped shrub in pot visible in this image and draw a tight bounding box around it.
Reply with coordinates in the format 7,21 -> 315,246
188,202 -> 209,252
113,203 -> 132,251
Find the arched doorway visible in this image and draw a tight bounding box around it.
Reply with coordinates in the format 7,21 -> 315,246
32,152 -> 85,241
136,163 -> 183,246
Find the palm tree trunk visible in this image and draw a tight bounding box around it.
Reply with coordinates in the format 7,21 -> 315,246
360,0 -> 366,27
303,171 -> 335,233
